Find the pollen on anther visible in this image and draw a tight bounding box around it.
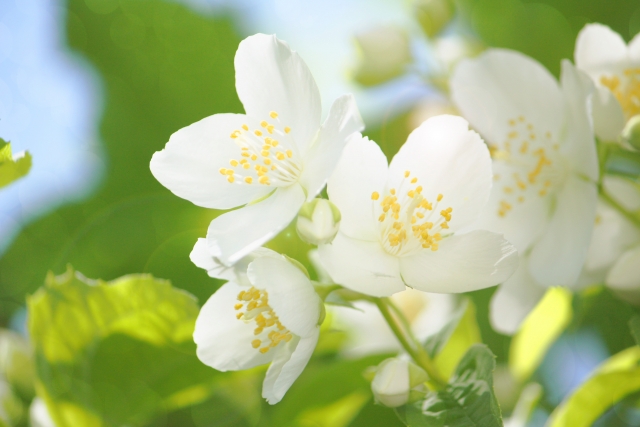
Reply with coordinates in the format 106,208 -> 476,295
260,121 -> 268,128
227,176 -> 235,183
270,111 -> 278,119
230,160 -> 239,167
252,339 -> 261,349
286,150 -> 293,158
371,192 -> 380,200
242,124 -> 249,131
255,130 -> 262,136
411,177 -> 418,184
404,171 -> 410,178
284,126 -> 291,134
245,177 -> 253,184
234,303 -> 243,310
437,194 -> 443,201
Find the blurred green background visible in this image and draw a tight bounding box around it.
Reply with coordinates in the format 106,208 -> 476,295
1,0 -> 640,426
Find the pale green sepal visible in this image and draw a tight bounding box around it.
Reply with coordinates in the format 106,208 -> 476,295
622,115 -> 640,150
283,254 -> 310,279
415,0 -> 455,37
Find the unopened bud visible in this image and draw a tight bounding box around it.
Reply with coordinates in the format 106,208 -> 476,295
353,26 -> 412,87
415,0 -> 455,38
0,329 -> 35,399
370,358 -> 428,408
622,115 -> 640,150
296,199 -> 341,245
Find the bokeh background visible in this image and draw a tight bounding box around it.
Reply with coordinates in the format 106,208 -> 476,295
1,0 -> 640,426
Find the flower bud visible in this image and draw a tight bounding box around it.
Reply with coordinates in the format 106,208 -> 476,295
415,0 -> 455,38
353,26 -> 412,87
296,198 -> 341,245
622,115 -> 640,150
0,329 -> 35,399
370,358 -> 428,408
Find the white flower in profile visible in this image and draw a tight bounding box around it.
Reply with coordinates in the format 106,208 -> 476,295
574,24 -> 640,141
450,49 -> 599,334
150,34 -> 363,266
318,115 -> 518,297
192,248 -> 322,404
580,177 -> 640,293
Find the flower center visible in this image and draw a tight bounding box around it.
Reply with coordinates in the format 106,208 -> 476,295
490,116 -> 564,217
219,111 -> 302,187
600,68 -> 640,120
235,286 -> 293,354
371,171 -> 453,257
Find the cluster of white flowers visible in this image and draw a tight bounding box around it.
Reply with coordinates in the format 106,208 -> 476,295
150,25 -> 640,405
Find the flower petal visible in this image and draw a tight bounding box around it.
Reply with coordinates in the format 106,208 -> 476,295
591,86 -> 625,142
528,175 -> 598,287
470,161 -> 550,252
630,31 -> 640,63
234,34 -> 321,156
327,134 -> 389,241
607,246 -> 640,290
559,60 -> 599,181
298,94 -> 364,200
150,113 -> 271,209
451,49 -> 564,147
207,184 -> 306,265
399,230 -> 518,293
247,256 -> 321,338
318,232 -> 405,297
262,329 -> 319,404
194,281 -> 274,371
190,238 -> 280,285
574,24 -> 628,76
388,115 -> 492,231
489,263 -> 546,335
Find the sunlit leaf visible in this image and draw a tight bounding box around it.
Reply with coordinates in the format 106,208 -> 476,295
400,344 -> 503,427
296,391 -> 369,427
423,298 -> 482,379
0,138 -> 32,189
509,287 -> 572,382
27,267 -> 218,427
547,347 -> 640,427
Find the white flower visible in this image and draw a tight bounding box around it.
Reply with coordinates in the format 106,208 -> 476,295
580,177 -> 640,292
451,49 -> 599,334
318,115 -> 518,297
370,357 -> 428,408
575,24 -> 640,141
296,198 -> 341,245
193,251 -> 322,404
150,34 -> 363,266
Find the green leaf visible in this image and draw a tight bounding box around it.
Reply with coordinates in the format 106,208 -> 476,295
423,299 -> 482,379
27,267 -> 218,427
548,347 -> 640,427
402,344 -> 503,427
509,287 -> 572,382
0,138 -> 32,189
629,316 -> 640,346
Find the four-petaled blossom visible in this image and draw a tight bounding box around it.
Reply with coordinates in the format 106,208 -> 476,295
318,115 -> 519,297
191,240 -> 322,404
451,49 -> 599,334
575,24 -> 640,141
150,34 -> 363,266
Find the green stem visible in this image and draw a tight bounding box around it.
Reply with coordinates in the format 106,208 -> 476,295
600,188 -> 640,229
375,298 -> 447,389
